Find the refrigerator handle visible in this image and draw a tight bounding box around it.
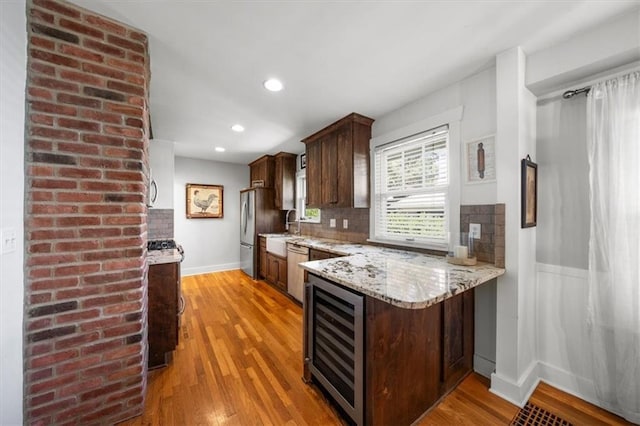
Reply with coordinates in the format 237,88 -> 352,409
241,201 -> 248,235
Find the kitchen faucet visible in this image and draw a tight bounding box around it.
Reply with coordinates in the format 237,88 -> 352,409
285,209 -> 300,235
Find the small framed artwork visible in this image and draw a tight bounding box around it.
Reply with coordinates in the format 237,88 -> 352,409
521,155 -> 537,228
186,183 -> 223,219
300,153 -> 307,169
466,135 -> 496,183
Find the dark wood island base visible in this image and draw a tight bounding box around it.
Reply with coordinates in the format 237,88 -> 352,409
304,274 -> 475,425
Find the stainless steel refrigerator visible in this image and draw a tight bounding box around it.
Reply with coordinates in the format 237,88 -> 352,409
240,187 -> 283,278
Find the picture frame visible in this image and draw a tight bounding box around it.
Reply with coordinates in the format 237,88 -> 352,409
186,183 -> 223,219
521,155 -> 537,228
465,135 -> 496,183
300,153 -> 307,169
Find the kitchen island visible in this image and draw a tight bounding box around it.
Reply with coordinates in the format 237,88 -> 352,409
288,238 -> 504,426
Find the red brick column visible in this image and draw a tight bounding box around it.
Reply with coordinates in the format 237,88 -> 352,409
24,0 -> 150,423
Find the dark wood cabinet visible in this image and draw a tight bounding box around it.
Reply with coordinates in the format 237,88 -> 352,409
274,152 -> 297,210
305,274 -> 475,426
265,252 -> 287,292
249,154 -> 275,188
302,113 -> 374,208
442,290 -> 474,391
259,237 -> 267,279
305,139 -> 322,207
309,248 -> 340,261
148,262 -> 180,369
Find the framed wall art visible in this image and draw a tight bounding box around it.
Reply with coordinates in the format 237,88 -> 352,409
300,153 -> 307,169
521,155 -> 537,228
465,135 -> 496,183
186,183 -> 223,219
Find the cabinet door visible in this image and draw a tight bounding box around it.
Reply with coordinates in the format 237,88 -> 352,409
276,256 -> 287,291
321,133 -> 339,206
442,290 -> 474,390
335,123 -> 353,208
259,238 -> 267,279
249,155 -> 275,187
305,139 -> 322,208
309,249 -> 339,261
148,262 -> 179,368
274,153 -> 296,210
266,253 -> 278,284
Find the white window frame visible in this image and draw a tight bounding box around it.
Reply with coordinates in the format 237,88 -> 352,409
296,170 -> 321,223
369,106 -> 462,251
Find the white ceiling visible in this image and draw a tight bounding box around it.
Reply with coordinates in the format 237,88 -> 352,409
73,1 -> 638,165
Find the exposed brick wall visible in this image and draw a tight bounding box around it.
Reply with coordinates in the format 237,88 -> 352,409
24,0 -> 150,423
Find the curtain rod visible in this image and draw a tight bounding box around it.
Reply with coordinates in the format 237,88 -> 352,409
562,86 -> 591,99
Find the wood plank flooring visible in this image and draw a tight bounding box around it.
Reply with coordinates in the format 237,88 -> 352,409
120,270 -> 631,426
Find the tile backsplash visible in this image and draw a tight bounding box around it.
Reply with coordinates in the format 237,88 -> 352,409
461,204 -> 505,267
149,209 -> 174,240
296,204 -> 506,267
298,207 -> 369,243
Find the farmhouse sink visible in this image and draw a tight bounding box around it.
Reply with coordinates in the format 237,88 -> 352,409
266,236 -> 288,257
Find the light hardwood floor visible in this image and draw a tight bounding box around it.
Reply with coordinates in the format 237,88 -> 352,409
121,270 -> 631,425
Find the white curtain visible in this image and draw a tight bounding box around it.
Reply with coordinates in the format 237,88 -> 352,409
587,70 -> 640,423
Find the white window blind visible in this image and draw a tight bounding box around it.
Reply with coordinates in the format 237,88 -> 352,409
374,125 -> 449,247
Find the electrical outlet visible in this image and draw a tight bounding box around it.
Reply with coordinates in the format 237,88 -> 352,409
329,218 -> 336,228
470,223 -> 481,239
343,219 -> 348,229
1,228 -> 17,254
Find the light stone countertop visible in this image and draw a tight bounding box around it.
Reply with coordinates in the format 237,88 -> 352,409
147,249 -> 182,265
260,233 -> 505,309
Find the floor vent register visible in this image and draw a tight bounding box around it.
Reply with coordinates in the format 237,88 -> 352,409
510,402 -> 573,426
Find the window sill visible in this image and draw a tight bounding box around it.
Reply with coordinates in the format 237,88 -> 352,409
366,237 -> 448,253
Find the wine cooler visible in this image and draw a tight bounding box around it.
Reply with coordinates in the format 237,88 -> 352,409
306,274 -> 364,425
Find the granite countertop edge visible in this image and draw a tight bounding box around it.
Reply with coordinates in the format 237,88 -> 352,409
148,249 -> 182,265
260,233 -> 505,309
301,257 -> 505,309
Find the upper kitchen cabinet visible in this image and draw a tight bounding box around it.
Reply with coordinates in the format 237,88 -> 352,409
249,154 -> 275,188
274,152 -> 297,210
148,140 -> 175,209
302,113 -> 374,208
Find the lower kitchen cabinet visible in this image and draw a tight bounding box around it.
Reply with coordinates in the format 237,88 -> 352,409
266,252 -> 287,292
309,248 -> 340,261
148,262 -> 180,369
304,274 -> 474,425
259,237 -> 267,279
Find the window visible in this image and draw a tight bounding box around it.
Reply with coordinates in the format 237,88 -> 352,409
296,171 -> 321,223
373,125 -> 450,249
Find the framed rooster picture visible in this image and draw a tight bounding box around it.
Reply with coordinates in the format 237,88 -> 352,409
186,184 -> 223,219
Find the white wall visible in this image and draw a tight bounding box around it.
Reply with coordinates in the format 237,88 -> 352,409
536,95 -> 589,269
536,264 -> 596,402
491,11 -> 639,410
174,157 -> 249,275
149,139 -> 175,209
492,47 -> 539,406
0,1 -> 26,423
527,10 -> 640,96
372,66 -> 499,377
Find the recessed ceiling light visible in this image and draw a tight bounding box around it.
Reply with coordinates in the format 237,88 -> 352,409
231,124 -> 245,132
263,78 -> 283,92
215,147 -> 226,152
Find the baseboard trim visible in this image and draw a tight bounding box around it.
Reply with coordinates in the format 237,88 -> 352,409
473,354 -> 495,379
490,361 -> 539,407
536,361 -> 637,421
181,263 -> 241,276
